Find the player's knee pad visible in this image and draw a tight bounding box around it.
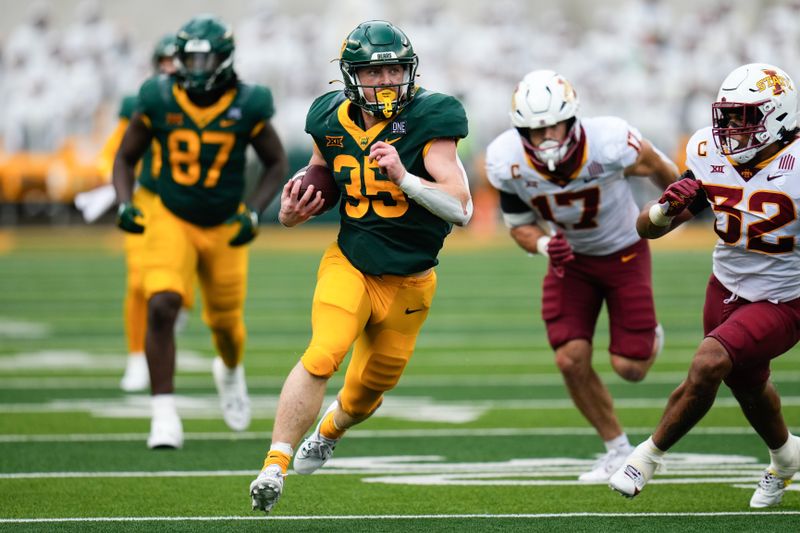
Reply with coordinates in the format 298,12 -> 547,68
359,351 -> 409,391
339,387 -> 383,420
301,344 -> 347,379
203,307 -> 242,331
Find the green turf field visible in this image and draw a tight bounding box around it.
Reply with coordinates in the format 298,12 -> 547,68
1,227 -> 798,532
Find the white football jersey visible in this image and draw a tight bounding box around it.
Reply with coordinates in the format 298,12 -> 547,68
486,117 -> 643,255
686,127 -> 800,303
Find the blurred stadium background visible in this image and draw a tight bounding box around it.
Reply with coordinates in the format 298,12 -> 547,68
0,0 -> 796,225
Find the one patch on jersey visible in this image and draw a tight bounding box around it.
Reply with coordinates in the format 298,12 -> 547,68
326,136 -> 344,148
166,113 -> 184,126
391,121 -> 407,135
778,154 -> 795,171
710,165 -> 725,174
227,107 -> 242,119
587,161 -> 603,177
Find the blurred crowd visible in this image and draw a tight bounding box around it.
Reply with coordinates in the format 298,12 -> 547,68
1,0 -> 799,213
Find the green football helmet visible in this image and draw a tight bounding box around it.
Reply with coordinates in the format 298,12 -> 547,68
151,33 -> 177,73
339,20 -> 418,118
175,15 -> 235,93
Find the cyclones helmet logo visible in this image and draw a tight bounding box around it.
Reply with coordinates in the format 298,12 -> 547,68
558,78 -> 576,102
757,69 -> 792,96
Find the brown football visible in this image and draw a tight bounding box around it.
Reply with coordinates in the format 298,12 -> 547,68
294,165 -> 340,214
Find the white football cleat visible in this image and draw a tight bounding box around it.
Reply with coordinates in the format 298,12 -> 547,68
293,400 -> 340,475
120,353 -> 149,392
579,447 -> 633,482
147,399 -> 183,449
212,357 -> 251,432
250,464 -> 285,514
750,435 -> 800,508
750,469 -> 792,508
609,440 -> 662,498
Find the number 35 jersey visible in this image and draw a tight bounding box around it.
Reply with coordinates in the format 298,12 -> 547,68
306,88 -> 468,276
137,75 -> 275,226
686,127 -> 800,303
485,117 -> 642,256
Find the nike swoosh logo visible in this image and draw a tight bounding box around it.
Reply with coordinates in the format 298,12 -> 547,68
621,253 -> 638,263
404,307 -> 425,315
386,137 -> 402,145
220,119 -> 236,127
767,174 -> 784,181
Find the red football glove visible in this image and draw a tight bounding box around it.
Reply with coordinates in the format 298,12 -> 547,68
547,232 -> 575,270
659,170 -> 701,216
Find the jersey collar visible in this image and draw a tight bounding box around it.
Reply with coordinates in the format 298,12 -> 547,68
337,99 -> 398,151
173,84 -> 237,128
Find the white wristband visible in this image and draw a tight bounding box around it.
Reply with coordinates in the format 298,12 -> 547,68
536,236 -> 551,257
648,203 -> 674,227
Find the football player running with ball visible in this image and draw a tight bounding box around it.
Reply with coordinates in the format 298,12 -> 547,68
113,15 -> 288,449
485,70 -> 680,482
611,63 -> 800,508
249,20 -> 472,514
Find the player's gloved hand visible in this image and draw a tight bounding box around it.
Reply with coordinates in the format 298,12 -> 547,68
659,170 -> 701,216
116,202 -> 144,234
227,206 -> 260,246
547,232 -> 575,270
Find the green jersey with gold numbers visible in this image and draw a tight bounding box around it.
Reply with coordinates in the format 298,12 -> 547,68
119,95 -> 161,193
136,75 -> 274,226
306,88 -> 468,275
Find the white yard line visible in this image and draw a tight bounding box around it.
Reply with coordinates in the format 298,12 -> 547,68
0,426 -> 765,443
1,511 -> 798,524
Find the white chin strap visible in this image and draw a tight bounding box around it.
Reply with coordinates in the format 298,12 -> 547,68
730,148 -> 758,164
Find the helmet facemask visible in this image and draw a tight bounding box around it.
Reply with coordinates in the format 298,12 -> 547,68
341,56 -> 418,118
712,100 -> 776,164
177,40 -> 234,92
339,21 -> 419,119
517,117 -> 582,171
175,15 -> 236,94
711,63 -> 798,164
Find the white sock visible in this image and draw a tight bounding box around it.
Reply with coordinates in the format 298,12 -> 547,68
769,434 -> 799,477
129,351 -> 145,359
605,433 -> 632,453
641,436 -> 666,458
270,441 -> 294,457
151,394 -> 177,415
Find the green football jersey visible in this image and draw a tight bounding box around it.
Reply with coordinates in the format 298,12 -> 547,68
306,88 -> 468,275
136,75 -> 275,226
119,95 -> 159,193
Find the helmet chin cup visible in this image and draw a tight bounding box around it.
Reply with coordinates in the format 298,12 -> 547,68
534,139 -> 565,171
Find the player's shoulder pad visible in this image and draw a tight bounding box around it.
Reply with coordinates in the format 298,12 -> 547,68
305,91 -> 347,136
685,127 -> 713,158
237,81 -> 275,120
118,95 -> 138,120
583,116 -> 638,164
485,129 -> 523,191
406,88 -> 468,139
137,74 -> 175,113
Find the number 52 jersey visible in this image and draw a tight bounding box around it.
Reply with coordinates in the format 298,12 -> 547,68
686,127 -> 800,303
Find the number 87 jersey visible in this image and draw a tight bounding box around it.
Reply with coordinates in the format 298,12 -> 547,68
136,75 -> 275,227
686,126 -> 800,303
